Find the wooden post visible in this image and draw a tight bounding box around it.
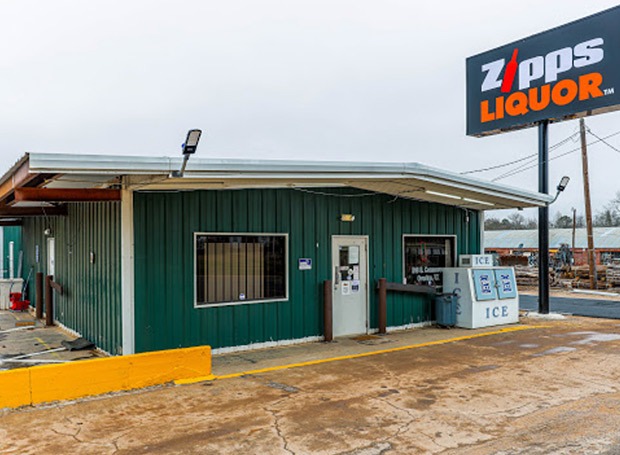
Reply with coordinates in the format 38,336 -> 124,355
35,272 -> 43,319
580,118 -> 597,289
323,280 -> 333,342
45,275 -> 54,327
378,278 -> 387,335
571,207 -> 576,266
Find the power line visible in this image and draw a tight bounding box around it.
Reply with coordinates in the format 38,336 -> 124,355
491,155 -> 539,181
460,132 -> 579,175
492,147 -> 579,181
490,133 -> 580,180
587,129 -> 620,154
460,153 -> 537,175
491,129 -> 620,181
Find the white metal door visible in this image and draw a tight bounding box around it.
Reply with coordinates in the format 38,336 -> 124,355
47,238 -> 55,277
332,236 -> 368,337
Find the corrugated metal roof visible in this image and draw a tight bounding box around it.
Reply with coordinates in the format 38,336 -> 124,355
17,152 -> 553,210
485,227 -> 620,249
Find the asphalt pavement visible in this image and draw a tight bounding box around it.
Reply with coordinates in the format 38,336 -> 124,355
4,317 -> 620,454
521,294 -> 620,319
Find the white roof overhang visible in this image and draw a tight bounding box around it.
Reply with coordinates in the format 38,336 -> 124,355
0,153 -> 553,211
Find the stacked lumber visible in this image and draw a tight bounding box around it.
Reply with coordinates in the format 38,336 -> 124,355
571,265 -> 608,288
489,264 -> 611,289
606,261 -> 620,287
514,266 -> 548,287
499,255 -> 529,267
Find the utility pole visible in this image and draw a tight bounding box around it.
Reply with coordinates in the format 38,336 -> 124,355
579,118 -> 597,289
571,207 -> 576,270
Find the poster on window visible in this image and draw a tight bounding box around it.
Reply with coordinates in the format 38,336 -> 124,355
409,266 -> 443,289
404,236 -> 454,292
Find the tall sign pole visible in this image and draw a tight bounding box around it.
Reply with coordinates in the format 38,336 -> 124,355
579,118 -> 597,289
538,121 -> 550,314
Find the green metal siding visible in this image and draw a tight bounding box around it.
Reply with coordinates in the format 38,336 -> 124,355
134,188 -> 481,352
22,202 -> 122,354
2,226 -> 22,279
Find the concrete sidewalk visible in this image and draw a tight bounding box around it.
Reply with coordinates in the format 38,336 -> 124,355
211,323 -> 533,378
0,310 -> 101,370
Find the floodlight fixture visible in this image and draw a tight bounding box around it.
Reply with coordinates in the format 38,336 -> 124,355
172,129 -> 203,178
550,176 -> 570,204
557,176 -> 570,192
182,129 -> 202,155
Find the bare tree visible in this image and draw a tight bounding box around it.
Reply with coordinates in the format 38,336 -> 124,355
484,212 -> 537,230
594,192 -> 620,227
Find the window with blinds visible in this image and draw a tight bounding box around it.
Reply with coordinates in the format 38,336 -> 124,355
195,234 -> 288,306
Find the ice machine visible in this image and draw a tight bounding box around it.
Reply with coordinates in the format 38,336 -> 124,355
442,255 -> 519,329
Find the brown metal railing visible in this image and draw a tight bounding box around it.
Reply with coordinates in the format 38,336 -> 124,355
376,279 -> 436,335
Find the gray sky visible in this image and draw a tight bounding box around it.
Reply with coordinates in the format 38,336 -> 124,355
1,0 -> 619,219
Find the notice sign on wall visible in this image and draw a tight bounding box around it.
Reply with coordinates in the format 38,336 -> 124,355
466,5 -> 620,137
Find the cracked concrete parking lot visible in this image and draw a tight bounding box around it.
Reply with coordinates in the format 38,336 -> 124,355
3,316 -> 620,454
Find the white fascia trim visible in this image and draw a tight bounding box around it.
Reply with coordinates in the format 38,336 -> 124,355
120,185 -> 135,355
413,175 -> 551,207
403,162 -> 553,205
26,152 -> 551,206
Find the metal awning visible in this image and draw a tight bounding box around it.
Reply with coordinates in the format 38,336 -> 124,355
0,152 -> 553,217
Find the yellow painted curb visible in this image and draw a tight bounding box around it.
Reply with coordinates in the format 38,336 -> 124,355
175,374 -> 217,385
0,345 -> 211,409
0,367 -> 31,409
175,325 -> 541,385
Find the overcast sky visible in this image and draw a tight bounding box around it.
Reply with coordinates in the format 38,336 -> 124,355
1,0 -> 619,220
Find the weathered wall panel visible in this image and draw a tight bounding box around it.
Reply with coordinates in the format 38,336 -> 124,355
22,203 -> 121,354
134,189 -> 480,352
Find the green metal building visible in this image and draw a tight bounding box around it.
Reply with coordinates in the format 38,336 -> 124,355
0,153 -> 551,355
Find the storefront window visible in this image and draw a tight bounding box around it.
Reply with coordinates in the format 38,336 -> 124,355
403,235 -> 456,291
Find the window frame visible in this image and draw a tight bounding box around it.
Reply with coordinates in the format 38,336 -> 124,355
193,232 -> 289,308
402,234 -> 458,284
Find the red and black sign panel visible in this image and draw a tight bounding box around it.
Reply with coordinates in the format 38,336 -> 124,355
466,6 -> 620,137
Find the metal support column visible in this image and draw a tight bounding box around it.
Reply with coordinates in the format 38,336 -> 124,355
538,121 -> 550,314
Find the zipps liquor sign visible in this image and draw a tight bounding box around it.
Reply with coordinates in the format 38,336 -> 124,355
466,5 -> 620,137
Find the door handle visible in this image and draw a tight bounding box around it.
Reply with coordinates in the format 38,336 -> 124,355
334,266 -> 340,286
